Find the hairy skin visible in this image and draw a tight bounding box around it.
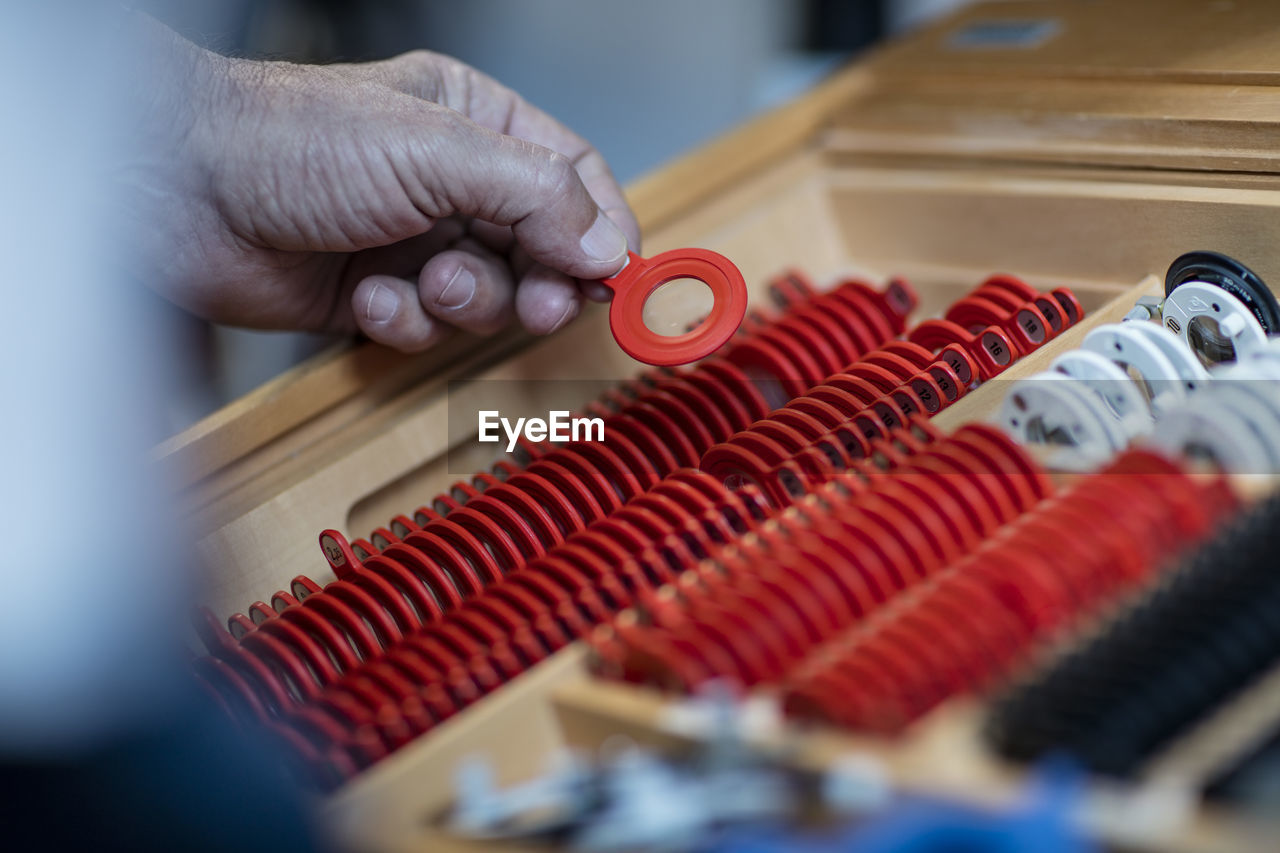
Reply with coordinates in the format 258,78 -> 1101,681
122,15 -> 639,352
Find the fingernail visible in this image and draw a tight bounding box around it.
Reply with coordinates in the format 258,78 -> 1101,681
548,297 -> 578,333
436,266 -> 476,309
579,211 -> 628,265
365,283 -> 399,324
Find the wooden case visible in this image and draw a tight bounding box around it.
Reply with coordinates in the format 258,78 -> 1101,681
162,2 -> 1280,850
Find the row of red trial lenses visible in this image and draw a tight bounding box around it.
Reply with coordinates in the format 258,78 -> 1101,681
194,469 -> 768,731
591,423 -> 1053,693
725,272 -> 917,403
700,339 -> 977,505
700,277 -> 1082,505
244,471 -> 773,787
781,449 -> 1236,734
909,275 -> 1083,381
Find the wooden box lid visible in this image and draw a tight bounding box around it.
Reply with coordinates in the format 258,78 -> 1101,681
827,0 -> 1280,173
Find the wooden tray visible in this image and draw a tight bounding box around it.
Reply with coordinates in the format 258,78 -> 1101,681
161,2 -> 1280,849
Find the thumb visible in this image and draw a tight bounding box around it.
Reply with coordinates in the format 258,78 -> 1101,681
400,109 -> 630,280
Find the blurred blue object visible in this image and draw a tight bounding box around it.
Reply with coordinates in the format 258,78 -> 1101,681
705,764 -> 1096,853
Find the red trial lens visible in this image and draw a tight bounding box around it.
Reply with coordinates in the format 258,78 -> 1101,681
598,249 -> 748,366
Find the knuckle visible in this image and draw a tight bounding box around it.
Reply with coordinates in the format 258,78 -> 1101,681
386,49 -> 447,98
532,150 -> 580,206
396,49 -> 442,72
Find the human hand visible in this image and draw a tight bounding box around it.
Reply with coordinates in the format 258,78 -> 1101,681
123,18 -> 639,351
